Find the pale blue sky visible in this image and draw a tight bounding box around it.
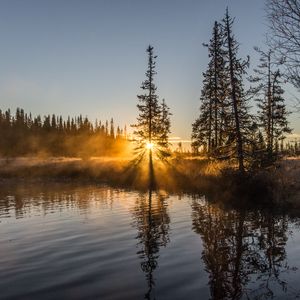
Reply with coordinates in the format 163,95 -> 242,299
0,0 -> 299,141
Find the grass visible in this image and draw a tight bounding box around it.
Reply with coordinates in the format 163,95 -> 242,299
0,155 -> 299,210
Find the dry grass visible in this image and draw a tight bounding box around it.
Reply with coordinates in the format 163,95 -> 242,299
0,156 -> 299,210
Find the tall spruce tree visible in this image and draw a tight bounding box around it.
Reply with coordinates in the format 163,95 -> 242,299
271,73 -> 292,150
192,69 -> 214,154
132,45 -> 171,158
192,21 -> 229,156
222,9 -> 251,172
133,46 -> 161,147
249,48 -> 291,161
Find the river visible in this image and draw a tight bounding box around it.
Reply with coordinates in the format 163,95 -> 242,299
0,182 -> 300,299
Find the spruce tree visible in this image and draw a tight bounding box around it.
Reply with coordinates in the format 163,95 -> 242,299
132,45 -> 171,158
222,9 -> 251,172
271,71 -> 292,154
110,118 -> 115,138
249,48 -> 291,161
192,71 -> 213,154
192,21 -> 228,156
157,99 -> 172,156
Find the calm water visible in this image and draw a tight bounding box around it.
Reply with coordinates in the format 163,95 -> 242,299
1,183 -> 300,300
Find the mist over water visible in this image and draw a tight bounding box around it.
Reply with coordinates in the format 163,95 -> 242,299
0,183 -> 300,300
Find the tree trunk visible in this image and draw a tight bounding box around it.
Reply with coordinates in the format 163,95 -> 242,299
267,52 -> 272,158
226,15 -> 245,173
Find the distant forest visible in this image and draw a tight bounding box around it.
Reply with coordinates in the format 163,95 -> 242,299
0,108 -> 129,157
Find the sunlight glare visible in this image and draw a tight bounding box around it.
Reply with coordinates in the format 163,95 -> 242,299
146,142 -> 154,150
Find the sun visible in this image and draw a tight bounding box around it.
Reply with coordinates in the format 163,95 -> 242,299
146,142 -> 154,150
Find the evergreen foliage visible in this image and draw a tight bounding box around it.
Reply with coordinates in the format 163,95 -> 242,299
157,99 -> 172,156
192,10 -> 254,172
222,9 -> 252,172
249,48 -> 291,163
132,45 -> 171,157
0,108 -> 128,157
192,21 -> 229,157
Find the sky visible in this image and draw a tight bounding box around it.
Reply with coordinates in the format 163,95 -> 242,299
0,0 -> 299,144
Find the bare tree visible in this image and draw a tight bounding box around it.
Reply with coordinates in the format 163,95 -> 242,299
266,0 -> 300,103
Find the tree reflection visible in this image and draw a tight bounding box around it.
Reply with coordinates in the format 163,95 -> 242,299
132,189 -> 170,299
191,197 -> 298,299
0,183 -> 117,217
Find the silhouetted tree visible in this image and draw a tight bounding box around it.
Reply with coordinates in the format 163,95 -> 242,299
192,69 -> 214,154
249,48 -> 292,161
132,45 -> 162,149
110,118 -> 115,138
192,21 -> 229,155
222,9 -> 251,172
105,120 -> 109,137
0,108 -> 128,157
157,98 -> 172,156
266,0 -> 300,98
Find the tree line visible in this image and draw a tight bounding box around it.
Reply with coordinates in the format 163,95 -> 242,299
0,108 -> 128,157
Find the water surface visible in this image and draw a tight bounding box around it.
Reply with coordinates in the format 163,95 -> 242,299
0,183 -> 300,299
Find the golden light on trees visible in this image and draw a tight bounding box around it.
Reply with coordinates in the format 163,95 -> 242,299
132,45 -> 172,165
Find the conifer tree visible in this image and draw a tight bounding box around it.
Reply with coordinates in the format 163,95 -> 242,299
110,118 -> 115,138
51,114 -> 57,129
116,126 -> 121,138
158,99 -> 172,156
105,120 -> 109,136
249,48 -> 291,160
192,21 -> 229,156
59,116 -> 63,132
270,71 -> 292,153
0,107 -> 127,157
132,46 -> 162,150
192,72 -> 214,154
222,9 -> 251,172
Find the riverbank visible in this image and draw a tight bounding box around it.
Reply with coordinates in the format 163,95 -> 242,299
0,156 -> 299,209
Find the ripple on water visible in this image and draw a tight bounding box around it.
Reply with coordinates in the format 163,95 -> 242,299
0,184 -> 300,300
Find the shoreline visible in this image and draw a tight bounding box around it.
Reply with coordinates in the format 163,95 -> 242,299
0,156 -> 299,211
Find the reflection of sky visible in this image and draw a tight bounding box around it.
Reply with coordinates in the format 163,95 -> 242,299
1,185 -> 299,299
0,0 -> 298,140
